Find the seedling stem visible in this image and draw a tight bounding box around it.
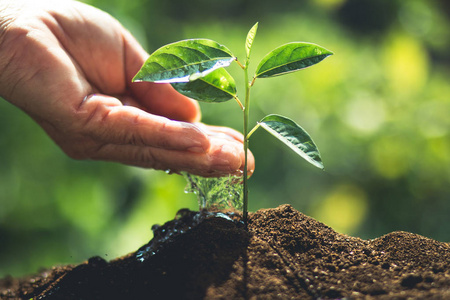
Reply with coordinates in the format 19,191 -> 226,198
132,23 -> 332,228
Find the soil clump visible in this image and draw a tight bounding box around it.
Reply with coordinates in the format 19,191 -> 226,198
1,204 -> 449,299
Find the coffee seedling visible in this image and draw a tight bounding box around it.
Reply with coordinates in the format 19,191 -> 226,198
133,23 -> 333,224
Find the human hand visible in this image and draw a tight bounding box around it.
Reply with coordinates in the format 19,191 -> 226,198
0,0 -> 254,177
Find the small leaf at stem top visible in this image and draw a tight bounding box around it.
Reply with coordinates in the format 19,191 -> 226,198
132,39 -> 235,83
171,68 -> 236,103
245,22 -> 258,61
259,114 -> 324,169
255,42 -> 333,78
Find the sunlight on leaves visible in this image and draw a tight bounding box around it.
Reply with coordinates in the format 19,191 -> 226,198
133,39 -> 235,83
255,42 -> 333,78
245,22 -> 258,59
171,68 -> 237,102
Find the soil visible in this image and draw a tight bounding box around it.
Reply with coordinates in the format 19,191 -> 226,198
1,204 -> 449,299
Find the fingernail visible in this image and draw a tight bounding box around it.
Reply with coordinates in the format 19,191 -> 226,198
187,146 -> 205,153
211,144 -> 241,172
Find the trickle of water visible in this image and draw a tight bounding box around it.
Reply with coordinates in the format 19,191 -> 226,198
183,172 -> 243,210
135,209 -> 242,263
135,173 -> 244,262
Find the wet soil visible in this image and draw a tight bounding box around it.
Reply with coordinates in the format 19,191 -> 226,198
1,204 -> 449,299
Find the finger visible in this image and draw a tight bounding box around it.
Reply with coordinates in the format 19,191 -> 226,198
196,123 -> 245,143
77,94 -> 209,152
199,123 -> 255,176
133,83 -> 202,122
88,135 -> 249,177
121,29 -> 201,122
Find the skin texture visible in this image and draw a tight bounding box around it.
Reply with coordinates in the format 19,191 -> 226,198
0,0 -> 254,177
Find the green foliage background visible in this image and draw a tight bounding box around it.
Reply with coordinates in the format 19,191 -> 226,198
1,0 -> 449,277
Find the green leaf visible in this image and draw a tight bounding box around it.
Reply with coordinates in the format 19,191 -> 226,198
133,39 -> 235,83
171,68 -> 236,103
259,114 -> 324,169
245,22 -> 258,59
255,42 -> 333,78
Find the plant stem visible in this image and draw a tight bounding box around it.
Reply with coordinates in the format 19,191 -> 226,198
234,96 -> 244,111
246,123 -> 260,140
243,65 -> 250,227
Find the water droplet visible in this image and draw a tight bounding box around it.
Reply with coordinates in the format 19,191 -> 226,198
214,212 -> 233,222
182,172 -> 243,211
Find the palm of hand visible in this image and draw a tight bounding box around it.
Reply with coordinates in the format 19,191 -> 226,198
0,0 -> 254,176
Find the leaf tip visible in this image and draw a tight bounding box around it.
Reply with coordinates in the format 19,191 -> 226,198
322,47 -> 334,57
310,158 -> 324,170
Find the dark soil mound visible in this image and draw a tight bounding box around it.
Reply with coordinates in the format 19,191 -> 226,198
1,205 -> 449,299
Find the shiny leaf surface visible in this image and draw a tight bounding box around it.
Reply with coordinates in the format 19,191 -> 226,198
171,68 -> 236,103
255,42 -> 333,78
259,114 -> 324,169
245,22 -> 258,59
133,39 -> 235,83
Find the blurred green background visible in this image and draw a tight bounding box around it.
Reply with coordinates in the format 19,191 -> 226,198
1,0 -> 449,277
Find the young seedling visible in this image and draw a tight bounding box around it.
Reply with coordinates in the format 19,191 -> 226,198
133,23 -> 333,225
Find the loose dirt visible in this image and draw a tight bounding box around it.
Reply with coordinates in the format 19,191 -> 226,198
1,204 -> 449,299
